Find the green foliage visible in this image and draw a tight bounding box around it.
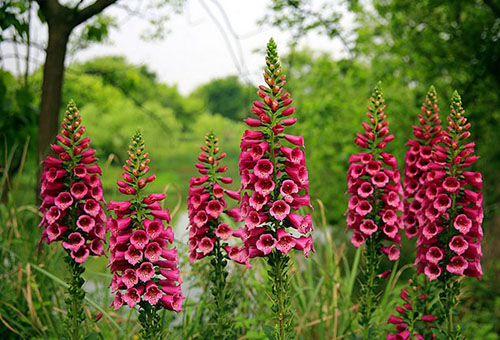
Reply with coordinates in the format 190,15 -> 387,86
192,75 -> 254,121
0,70 -> 38,181
261,0 -> 344,44
283,51 -> 414,224
69,15 -> 117,52
0,0 -> 30,41
459,264 -> 500,339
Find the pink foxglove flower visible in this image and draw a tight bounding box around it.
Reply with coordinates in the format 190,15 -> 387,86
347,85 -> 403,336
187,133 -> 242,339
415,91 -> 484,282
237,38 -> 313,339
403,86 -> 443,239
412,91 -> 483,339
39,100 -> 106,262
346,85 -> 403,260
237,39 -> 314,262
187,133 -> 242,264
108,132 -> 184,319
39,101 -> 106,339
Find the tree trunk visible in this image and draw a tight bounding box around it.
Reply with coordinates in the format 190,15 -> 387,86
37,22 -> 71,164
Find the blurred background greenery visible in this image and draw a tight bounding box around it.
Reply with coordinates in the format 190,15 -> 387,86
1,0 -> 499,339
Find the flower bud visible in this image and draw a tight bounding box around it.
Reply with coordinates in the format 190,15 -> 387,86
281,106 -> 295,116
272,124 -> 284,134
51,144 -> 65,154
74,146 -> 82,155
281,118 -> 296,126
244,118 -> 262,127
259,114 -> 271,124
217,166 -> 228,173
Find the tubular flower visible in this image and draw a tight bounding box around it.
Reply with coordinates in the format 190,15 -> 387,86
415,91 -> 483,282
39,100 -> 106,263
403,86 -> 443,239
236,38 -> 314,262
386,283 -> 438,340
187,133 -> 242,264
107,132 -> 184,314
346,84 -> 403,260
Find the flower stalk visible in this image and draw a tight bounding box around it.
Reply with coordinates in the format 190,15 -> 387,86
39,100 -> 106,339
107,131 -> 184,339
237,38 -> 313,340
187,132 -> 241,339
412,91 -> 483,339
346,84 -> 403,338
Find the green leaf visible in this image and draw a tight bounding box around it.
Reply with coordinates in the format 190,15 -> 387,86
84,331 -> 100,340
263,325 -> 276,340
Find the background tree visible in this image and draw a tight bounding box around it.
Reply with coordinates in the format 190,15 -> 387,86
191,75 -> 255,121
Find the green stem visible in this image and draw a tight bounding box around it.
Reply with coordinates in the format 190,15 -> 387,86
447,308 -> 454,339
202,133 -> 234,339
210,239 -> 232,339
138,303 -> 162,339
65,255 -> 85,340
360,237 -> 379,339
442,277 -> 460,340
268,251 -> 292,340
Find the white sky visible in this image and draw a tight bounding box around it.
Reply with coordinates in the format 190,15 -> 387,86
2,0 -> 352,95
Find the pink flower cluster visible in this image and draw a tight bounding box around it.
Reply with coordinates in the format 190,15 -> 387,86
346,86 -> 402,260
387,287 -> 437,340
39,101 -> 105,264
403,87 -> 443,239
232,39 -> 314,265
415,92 -> 483,281
187,133 -> 242,263
108,133 -> 184,312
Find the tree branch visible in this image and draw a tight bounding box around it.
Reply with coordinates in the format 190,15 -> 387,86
75,0 -> 85,9
73,0 -> 119,26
